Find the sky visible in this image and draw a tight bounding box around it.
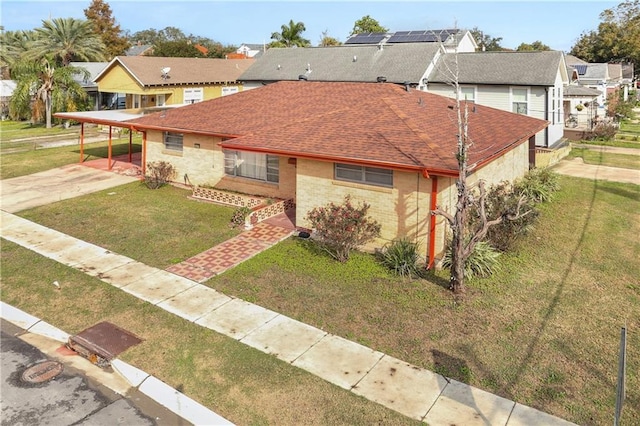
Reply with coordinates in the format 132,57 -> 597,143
1,0 -> 618,52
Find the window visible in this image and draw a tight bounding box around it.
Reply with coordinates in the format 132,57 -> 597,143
156,94 -> 166,106
335,163 -> 393,187
222,86 -> 239,97
184,88 -> 203,104
164,132 -> 183,152
512,88 -> 528,114
460,86 -> 475,102
224,150 -> 279,183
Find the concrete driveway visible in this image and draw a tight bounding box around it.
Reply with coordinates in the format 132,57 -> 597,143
0,164 -> 139,213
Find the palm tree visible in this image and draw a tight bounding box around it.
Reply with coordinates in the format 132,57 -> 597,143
31,17 -> 105,66
10,57 -> 89,127
270,20 -> 310,47
0,29 -> 37,68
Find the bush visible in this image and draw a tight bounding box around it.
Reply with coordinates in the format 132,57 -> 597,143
585,123 -> 617,141
379,238 -> 423,278
144,161 -> 176,189
515,167 -> 560,203
442,241 -> 500,278
305,195 -> 381,262
230,206 -> 252,229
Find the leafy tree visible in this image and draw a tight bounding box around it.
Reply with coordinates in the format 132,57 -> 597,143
152,40 -> 205,57
31,18 -> 106,66
470,27 -> 505,51
270,19 -> 310,47
9,58 -> 88,127
570,0 -> 639,76
319,30 -> 341,46
351,15 -> 388,35
516,40 -> 551,51
84,0 -> 130,59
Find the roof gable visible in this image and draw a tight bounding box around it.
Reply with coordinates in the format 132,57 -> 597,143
428,51 -> 565,86
95,56 -> 254,87
240,43 -> 443,84
128,81 -> 547,175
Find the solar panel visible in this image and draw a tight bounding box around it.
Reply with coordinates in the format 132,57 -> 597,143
345,33 -> 387,44
574,65 -> 588,75
386,29 -> 460,43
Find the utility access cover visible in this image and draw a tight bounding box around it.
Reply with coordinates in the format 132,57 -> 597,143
21,360 -> 64,384
68,322 -> 142,368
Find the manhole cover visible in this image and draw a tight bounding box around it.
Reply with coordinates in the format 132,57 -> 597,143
21,360 -> 64,384
68,322 -> 142,368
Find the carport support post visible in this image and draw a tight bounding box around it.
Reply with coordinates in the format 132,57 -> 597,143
79,123 -> 84,163
108,126 -> 112,170
128,128 -> 132,163
142,131 -> 147,176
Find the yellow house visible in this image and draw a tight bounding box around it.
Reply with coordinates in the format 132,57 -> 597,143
94,56 -> 255,109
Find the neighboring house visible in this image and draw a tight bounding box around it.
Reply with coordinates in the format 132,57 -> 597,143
571,63 -> 609,108
58,81 -> 547,265
126,43 -> 154,56
0,79 -> 17,119
94,56 -> 255,110
563,85 -> 602,127
239,43 -> 445,90
69,62 -> 109,110
344,29 -> 478,53
426,51 -> 569,147
236,43 -> 265,58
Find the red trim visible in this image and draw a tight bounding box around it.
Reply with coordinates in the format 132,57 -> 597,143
428,176 -> 438,269
142,131 -> 147,176
80,123 -> 84,163
108,126 -> 113,170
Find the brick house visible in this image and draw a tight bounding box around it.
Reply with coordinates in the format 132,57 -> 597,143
57,81 -> 547,265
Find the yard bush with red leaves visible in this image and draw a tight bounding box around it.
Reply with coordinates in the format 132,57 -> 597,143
305,195 -> 381,262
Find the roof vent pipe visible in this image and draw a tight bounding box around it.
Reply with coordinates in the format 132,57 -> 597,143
403,81 -> 411,92
377,76 -> 387,83
298,74 -> 308,81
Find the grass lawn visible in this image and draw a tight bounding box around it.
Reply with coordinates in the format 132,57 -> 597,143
7,176 -> 640,425
567,147 -> 640,169
0,240 -> 417,426
18,182 -> 240,269
1,139 -> 142,180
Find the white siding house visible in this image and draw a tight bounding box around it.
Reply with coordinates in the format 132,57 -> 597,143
425,51 -> 569,147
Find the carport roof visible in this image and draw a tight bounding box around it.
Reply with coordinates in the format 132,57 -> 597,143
55,110 -> 145,127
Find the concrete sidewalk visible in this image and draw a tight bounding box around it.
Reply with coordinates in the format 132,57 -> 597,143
552,157 -> 640,185
0,210 -> 576,425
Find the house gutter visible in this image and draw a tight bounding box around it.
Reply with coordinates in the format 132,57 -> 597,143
428,176 -> 438,269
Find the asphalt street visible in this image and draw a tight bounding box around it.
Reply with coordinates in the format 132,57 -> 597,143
1,319 -> 188,426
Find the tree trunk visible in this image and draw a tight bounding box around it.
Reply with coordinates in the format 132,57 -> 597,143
45,93 -> 52,128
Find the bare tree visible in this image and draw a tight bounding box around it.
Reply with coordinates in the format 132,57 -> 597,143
431,51 -> 530,294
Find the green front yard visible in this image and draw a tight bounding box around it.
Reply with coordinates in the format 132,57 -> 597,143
4,174 -> 639,425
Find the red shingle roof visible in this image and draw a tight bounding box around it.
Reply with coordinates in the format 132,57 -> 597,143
127,81 -> 548,175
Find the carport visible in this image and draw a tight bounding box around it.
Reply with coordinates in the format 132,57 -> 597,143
54,110 -> 146,174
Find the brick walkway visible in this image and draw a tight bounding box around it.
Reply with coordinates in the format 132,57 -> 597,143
166,217 -> 296,283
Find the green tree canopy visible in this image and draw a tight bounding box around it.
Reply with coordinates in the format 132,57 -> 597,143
470,27 -> 505,51
350,15 -> 388,35
31,17 -> 106,66
152,40 -> 205,57
127,26 -> 236,58
570,0 -> 639,76
516,40 -> 551,51
84,0 -> 130,59
319,30 -> 341,46
270,20 -> 310,47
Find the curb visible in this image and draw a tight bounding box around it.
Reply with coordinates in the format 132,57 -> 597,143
0,301 -> 233,426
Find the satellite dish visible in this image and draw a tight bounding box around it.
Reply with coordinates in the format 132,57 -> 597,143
161,67 -> 171,79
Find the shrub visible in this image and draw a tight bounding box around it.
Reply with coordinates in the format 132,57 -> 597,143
305,195 -> 381,262
442,241 -> 501,278
379,238 -> 423,278
144,161 -> 176,189
585,123 -> 617,141
515,167 -> 560,203
230,206 -> 252,229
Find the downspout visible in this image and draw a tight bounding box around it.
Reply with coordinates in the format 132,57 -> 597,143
79,123 -> 84,163
142,131 -> 147,176
544,87 -> 549,147
108,126 -> 113,170
428,175 -> 438,269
